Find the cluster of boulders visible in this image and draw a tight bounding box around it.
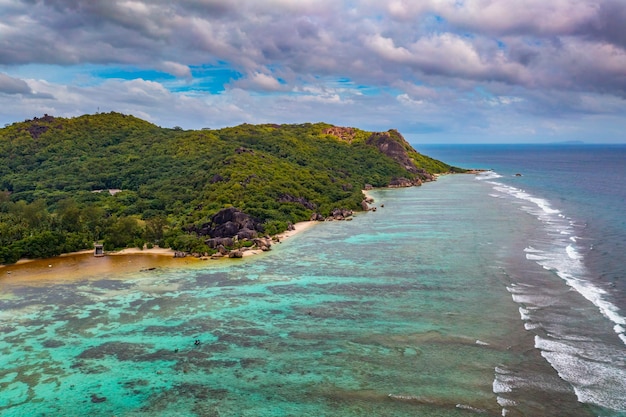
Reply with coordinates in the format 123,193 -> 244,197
388,177 -> 423,188
361,196 -> 376,212
183,207 -> 264,240
310,213 -> 325,221
309,208 -> 354,222
180,207 -> 276,259
329,208 -> 354,220
211,235 -> 275,259
20,114 -> 59,139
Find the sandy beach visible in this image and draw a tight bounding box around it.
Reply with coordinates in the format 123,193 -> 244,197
240,220 -> 317,257
0,221 -> 318,286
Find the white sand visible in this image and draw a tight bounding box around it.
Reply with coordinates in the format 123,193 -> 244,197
1,222 -> 320,283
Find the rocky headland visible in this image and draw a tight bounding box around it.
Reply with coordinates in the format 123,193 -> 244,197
0,113 -> 463,266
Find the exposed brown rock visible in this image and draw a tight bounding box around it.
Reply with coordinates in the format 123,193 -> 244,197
237,228 -> 258,240
310,213 -> 325,221
20,114 -> 60,139
253,237 -> 273,251
205,237 -> 234,249
328,208 -> 353,220
235,146 -> 254,154
366,130 -> 419,175
207,207 -> 264,238
323,126 -> 357,142
389,177 -> 422,188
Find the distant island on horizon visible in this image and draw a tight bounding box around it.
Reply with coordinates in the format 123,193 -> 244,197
0,112 -> 464,265
548,140 -> 586,145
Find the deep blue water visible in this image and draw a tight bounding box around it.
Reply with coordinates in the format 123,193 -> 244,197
418,144 -> 626,307
420,144 -> 626,414
1,144 -> 625,416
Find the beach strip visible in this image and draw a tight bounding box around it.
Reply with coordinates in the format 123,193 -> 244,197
0,221 -> 317,285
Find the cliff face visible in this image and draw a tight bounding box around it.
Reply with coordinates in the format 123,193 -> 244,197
320,125 -> 454,179
365,129 -> 437,181
366,130 -> 418,173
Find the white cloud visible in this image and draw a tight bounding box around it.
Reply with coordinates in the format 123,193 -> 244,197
364,34 -> 413,62
366,32 -> 530,86
233,72 -> 283,91
158,61 -> 192,79
1,0 -> 626,141
397,93 -> 424,106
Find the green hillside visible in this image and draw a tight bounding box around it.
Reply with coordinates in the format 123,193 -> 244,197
0,112 -> 459,263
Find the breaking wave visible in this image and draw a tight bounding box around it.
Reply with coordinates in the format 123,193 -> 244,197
478,172 -> 626,412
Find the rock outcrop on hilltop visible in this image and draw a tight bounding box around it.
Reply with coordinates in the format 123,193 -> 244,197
366,130 -> 436,182
322,126 -> 358,142
366,131 -> 415,170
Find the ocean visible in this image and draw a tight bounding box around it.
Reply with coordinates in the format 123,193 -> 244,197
0,144 -> 625,416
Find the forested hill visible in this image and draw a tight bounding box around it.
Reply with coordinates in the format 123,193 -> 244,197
0,112 -> 461,263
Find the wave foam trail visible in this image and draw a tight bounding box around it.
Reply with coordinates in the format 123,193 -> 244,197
566,244 -> 581,260
476,171 -> 502,180
484,174 -> 626,345
536,336 -> 626,411
482,172 -> 626,412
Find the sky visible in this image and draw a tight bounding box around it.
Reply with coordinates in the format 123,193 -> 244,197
1,0 -> 626,143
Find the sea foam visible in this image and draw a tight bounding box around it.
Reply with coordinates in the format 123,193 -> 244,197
482,174 -> 626,344
481,172 -> 626,412
536,335 -> 626,411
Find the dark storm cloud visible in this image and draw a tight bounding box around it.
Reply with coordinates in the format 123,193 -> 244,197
0,73 -> 32,94
0,73 -> 54,98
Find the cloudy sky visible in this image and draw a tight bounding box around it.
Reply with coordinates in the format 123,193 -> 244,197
1,0 -> 625,143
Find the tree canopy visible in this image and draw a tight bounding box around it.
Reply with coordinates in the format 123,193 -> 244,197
0,113 -> 459,263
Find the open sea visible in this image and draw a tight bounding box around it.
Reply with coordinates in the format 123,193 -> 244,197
1,144 -> 625,416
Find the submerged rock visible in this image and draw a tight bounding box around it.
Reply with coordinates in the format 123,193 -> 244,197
90,394 -> 107,403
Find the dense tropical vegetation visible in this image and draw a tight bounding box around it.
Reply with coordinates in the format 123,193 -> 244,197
0,112 -> 459,264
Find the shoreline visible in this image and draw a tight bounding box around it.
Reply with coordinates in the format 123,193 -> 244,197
0,221 -> 317,285
241,220 -> 317,257
5,246 -> 179,268
2,181 -> 456,278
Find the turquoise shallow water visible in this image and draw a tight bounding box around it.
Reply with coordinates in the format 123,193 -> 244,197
1,173 -> 624,416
